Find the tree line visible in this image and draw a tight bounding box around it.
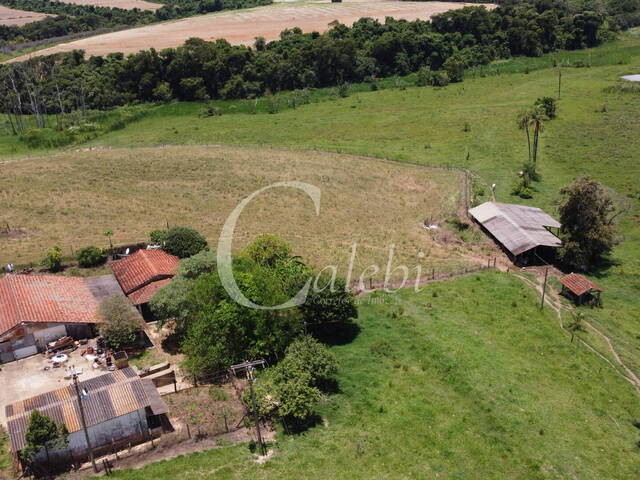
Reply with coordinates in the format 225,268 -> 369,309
0,0 -> 271,45
1,0 -> 639,123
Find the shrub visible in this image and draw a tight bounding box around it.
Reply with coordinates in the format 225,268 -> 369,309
42,245 -> 63,272
152,82 -> 172,102
429,70 -> 450,87
98,295 -> 143,350
443,56 -> 465,83
76,246 -> 107,268
149,229 -> 168,245
511,177 -> 533,199
163,226 -> 208,258
535,96 -> 557,118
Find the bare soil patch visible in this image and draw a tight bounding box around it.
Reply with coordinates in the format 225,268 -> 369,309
8,0 -> 493,60
0,5 -> 50,26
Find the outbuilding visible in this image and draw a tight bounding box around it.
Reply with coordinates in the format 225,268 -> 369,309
559,273 -> 603,306
110,250 -> 179,320
469,201 -> 562,265
6,367 -> 169,472
0,274 -> 121,363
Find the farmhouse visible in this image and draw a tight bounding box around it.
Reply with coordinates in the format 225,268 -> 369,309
469,201 -> 562,265
559,273 -> 603,305
110,250 -> 179,320
6,367 -> 169,469
0,274 -> 121,363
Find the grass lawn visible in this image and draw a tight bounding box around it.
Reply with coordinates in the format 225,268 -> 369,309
97,272 -> 640,479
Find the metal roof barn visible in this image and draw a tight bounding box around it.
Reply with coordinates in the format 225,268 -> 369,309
468,202 -> 562,257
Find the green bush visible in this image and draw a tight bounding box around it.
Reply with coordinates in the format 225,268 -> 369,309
76,246 -> 107,268
443,56 -> 465,83
42,245 -> 63,272
98,295 -> 143,350
149,229 -> 168,245
535,96 -> 558,119
163,226 -> 208,258
512,177 -> 533,199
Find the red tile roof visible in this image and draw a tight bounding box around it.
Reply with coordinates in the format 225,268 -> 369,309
0,275 -> 102,336
127,278 -> 172,306
110,250 -> 179,295
559,273 -> 603,296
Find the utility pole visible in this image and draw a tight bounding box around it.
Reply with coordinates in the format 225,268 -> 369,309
69,366 -> 98,473
557,65 -> 562,99
247,367 -> 266,456
540,267 -> 549,310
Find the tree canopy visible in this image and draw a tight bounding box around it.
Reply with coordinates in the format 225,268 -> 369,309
149,235 -> 357,379
162,226 -> 208,258
98,295 -> 143,350
558,176 -> 617,270
23,410 -> 69,461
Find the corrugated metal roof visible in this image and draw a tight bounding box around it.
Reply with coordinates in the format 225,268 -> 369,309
6,367 -> 168,452
110,250 -> 179,295
559,273 -> 603,296
469,202 -> 562,256
0,275 -> 103,336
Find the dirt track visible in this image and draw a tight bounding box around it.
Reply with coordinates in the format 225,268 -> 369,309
7,0 -> 491,61
0,5 -> 50,26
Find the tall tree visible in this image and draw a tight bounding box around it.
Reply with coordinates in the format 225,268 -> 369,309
23,410 -> 69,463
558,176 -> 616,270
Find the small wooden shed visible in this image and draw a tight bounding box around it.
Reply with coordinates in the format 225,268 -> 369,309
559,273 -> 603,305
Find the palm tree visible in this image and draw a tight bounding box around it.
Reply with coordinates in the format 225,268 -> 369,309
567,311 -> 585,343
517,110 -> 532,163
529,105 -> 546,168
103,229 -> 113,252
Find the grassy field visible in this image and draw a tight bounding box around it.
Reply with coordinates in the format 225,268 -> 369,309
98,272 -> 640,479
2,28 -> 640,480
0,146 -> 473,278
64,28 -> 638,376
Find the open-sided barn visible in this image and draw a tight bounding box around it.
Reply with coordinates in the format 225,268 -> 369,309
469,201 -> 562,265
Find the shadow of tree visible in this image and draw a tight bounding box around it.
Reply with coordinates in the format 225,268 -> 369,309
309,321 -> 361,346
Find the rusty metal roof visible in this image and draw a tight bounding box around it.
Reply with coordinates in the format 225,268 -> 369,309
0,275 -> 105,337
559,273 -> 603,296
6,368 -> 168,452
110,250 -> 178,295
469,202 -> 562,256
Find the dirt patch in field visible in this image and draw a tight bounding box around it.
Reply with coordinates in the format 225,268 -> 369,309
0,5 -> 51,26
8,0 -> 494,60
56,0 -> 162,10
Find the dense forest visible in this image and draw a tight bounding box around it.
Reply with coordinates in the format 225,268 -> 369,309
1,0 -> 639,129
0,0 -> 272,45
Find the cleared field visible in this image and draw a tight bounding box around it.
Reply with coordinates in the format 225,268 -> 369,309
0,5 -> 50,26
53,0 -> 161,10
8,0 -> 489,60
0,145 -> 473,276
